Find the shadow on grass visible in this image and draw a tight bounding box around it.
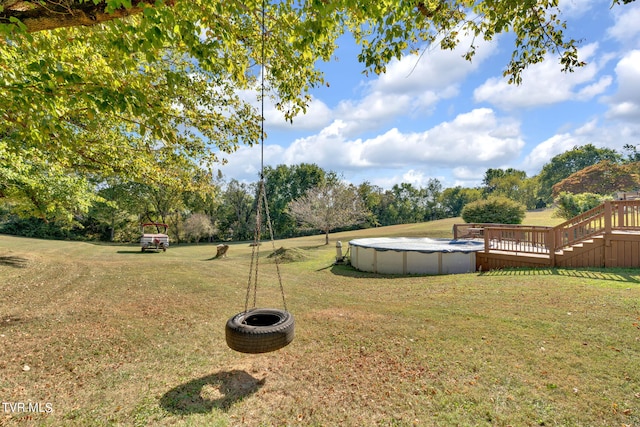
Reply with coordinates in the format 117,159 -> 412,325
116,250 -> 162,254
326,263 -> 399,279
159,370 -> 265,414
0,255 -> 28,268
328,262 -> 640,284
296,244 -> 327,251
0,315 -> 27,328
204,256 -> 231,261
479,267 -> 640,283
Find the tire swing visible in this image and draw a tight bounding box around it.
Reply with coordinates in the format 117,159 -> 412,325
225,2 -> 294,354
225,179 -> 295,354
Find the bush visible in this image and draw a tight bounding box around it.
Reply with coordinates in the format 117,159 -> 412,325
461,196 -> 526,224
0,215 -> 81,240
554,192 -> 612,220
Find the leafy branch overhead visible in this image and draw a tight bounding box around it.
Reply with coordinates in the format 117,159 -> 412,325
0,0 -> 634,222
0,0 -> 168,33
2,1 -> 621,80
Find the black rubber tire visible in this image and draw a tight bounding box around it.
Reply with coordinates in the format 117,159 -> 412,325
225,308 -> 294,354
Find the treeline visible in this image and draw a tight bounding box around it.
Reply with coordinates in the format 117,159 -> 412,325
2,144 -> 640,243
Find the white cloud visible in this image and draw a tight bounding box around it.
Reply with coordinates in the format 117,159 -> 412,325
324,31 -> 499,135
371,169 -> 443,190
451,166 -> 489,184
371,32 -> 497,96
576,75 -> 613,100
609,102 -> 640,118
219,108 -> 526,188
607,1 -> 640,44
606,50 -> 640,121
249,33 -> 499,138
559,0 -> 596,18
282,120 -> 369,168
237,85 -> 333,133
215,143 -> 285,182
275,97 -> 334,131
522,119 -> 606,174
281,108 -> 523,173
473,43 -> 610,109
521,133 -> 583,175
521,118 -> 640,175
333,92 -> 413,137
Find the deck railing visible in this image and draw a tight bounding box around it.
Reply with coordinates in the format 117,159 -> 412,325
452,200 -> 640,257
553,203 -> 608,249
609,200 -> 640,230
484,225 -> 553,255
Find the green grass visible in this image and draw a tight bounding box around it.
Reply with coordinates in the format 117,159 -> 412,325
1,211 -> 638,426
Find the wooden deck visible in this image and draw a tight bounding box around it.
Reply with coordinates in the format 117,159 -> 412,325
453,200 -> 640,270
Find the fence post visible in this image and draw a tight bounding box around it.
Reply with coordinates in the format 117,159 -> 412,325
618,201 -> 626,228
484,229 -> 489,253
604,200 -> 612,234
547,228 -> 555,267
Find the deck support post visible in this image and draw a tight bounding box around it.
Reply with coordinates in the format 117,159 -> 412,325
547,229 -> 556,267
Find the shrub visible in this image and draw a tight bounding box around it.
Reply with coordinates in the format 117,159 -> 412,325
461,196 -> 526,224
554,192 -> 612,220
0,215 -> 81,240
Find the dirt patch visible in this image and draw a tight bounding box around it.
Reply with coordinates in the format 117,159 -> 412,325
267,247 -> 309,263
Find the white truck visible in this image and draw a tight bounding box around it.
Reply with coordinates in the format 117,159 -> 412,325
140,223 -> 169,252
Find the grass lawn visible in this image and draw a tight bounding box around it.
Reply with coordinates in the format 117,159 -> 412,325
1,211 -> 639,426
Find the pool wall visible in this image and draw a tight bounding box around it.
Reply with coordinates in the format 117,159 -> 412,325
349,238 -> 483,275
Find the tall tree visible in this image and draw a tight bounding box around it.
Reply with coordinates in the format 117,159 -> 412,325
482,168 -> 538,209
483,168 -> 528,192
287,182 -> 369,245
554,192 -> 612,220
439,186 -> 482,218
385,183 -> 430,225
216,179 -> 256,242
423,178 -> 444,220
623,144 -> 640,162
88,180 -> 141,241
1,1 -> 330,222
536,144 -> 622,203
183,213 -> 216,244
357,181 -> 385,227
263,164 -> 331,237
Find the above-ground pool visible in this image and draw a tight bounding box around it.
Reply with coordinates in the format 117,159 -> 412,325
349,237 -> 484,275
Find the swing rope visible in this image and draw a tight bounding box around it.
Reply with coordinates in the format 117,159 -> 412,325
243,0 -> 288,314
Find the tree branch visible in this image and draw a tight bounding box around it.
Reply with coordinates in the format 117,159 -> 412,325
0,0 -> 173,33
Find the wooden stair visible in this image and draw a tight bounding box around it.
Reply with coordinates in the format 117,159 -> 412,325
555,235 -> 605,268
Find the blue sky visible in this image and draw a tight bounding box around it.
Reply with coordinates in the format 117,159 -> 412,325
218,0 -> 640,190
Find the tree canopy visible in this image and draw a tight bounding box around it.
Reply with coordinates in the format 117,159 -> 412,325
287,181 -> 368,244
1,0 -> 633,222
536,144 -> 623,203
552,161 -> 640,198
